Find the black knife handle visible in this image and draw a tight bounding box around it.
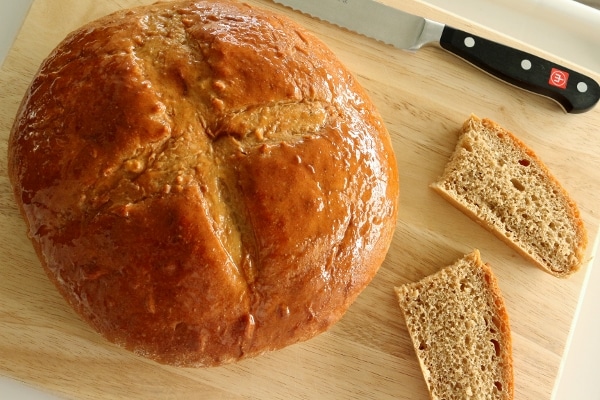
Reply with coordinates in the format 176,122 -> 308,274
439,26 -> 600,113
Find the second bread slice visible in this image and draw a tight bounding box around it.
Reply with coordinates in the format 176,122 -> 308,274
395,250 -> 513,400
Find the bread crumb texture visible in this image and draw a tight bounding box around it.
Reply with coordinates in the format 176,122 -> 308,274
431,115 -> 587,278
395,250 -> 513,400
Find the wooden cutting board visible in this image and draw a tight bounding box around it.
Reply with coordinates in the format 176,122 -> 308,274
1,0 -> 599,398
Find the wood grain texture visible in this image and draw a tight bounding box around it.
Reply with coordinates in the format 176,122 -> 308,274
1,0 -> 599,399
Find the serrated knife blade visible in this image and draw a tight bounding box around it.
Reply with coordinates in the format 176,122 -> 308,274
273,0 -> 600,113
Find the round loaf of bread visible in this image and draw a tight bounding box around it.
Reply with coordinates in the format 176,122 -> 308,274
8,0 -> 399,367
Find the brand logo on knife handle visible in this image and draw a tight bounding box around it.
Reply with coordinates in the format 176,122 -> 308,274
549,68 -> 569,89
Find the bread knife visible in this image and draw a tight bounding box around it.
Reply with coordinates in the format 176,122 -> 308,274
272,0 -> 600,113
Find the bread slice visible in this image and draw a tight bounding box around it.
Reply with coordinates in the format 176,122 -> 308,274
395,250 -> 513,400
431,115 -> 587,278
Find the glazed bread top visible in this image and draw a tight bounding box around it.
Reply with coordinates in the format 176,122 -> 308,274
8,0 -> 399,366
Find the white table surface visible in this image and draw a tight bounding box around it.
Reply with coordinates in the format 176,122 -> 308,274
1,1 -> 599,399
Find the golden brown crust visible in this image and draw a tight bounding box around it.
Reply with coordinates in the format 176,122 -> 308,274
8,0 -> 399,366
